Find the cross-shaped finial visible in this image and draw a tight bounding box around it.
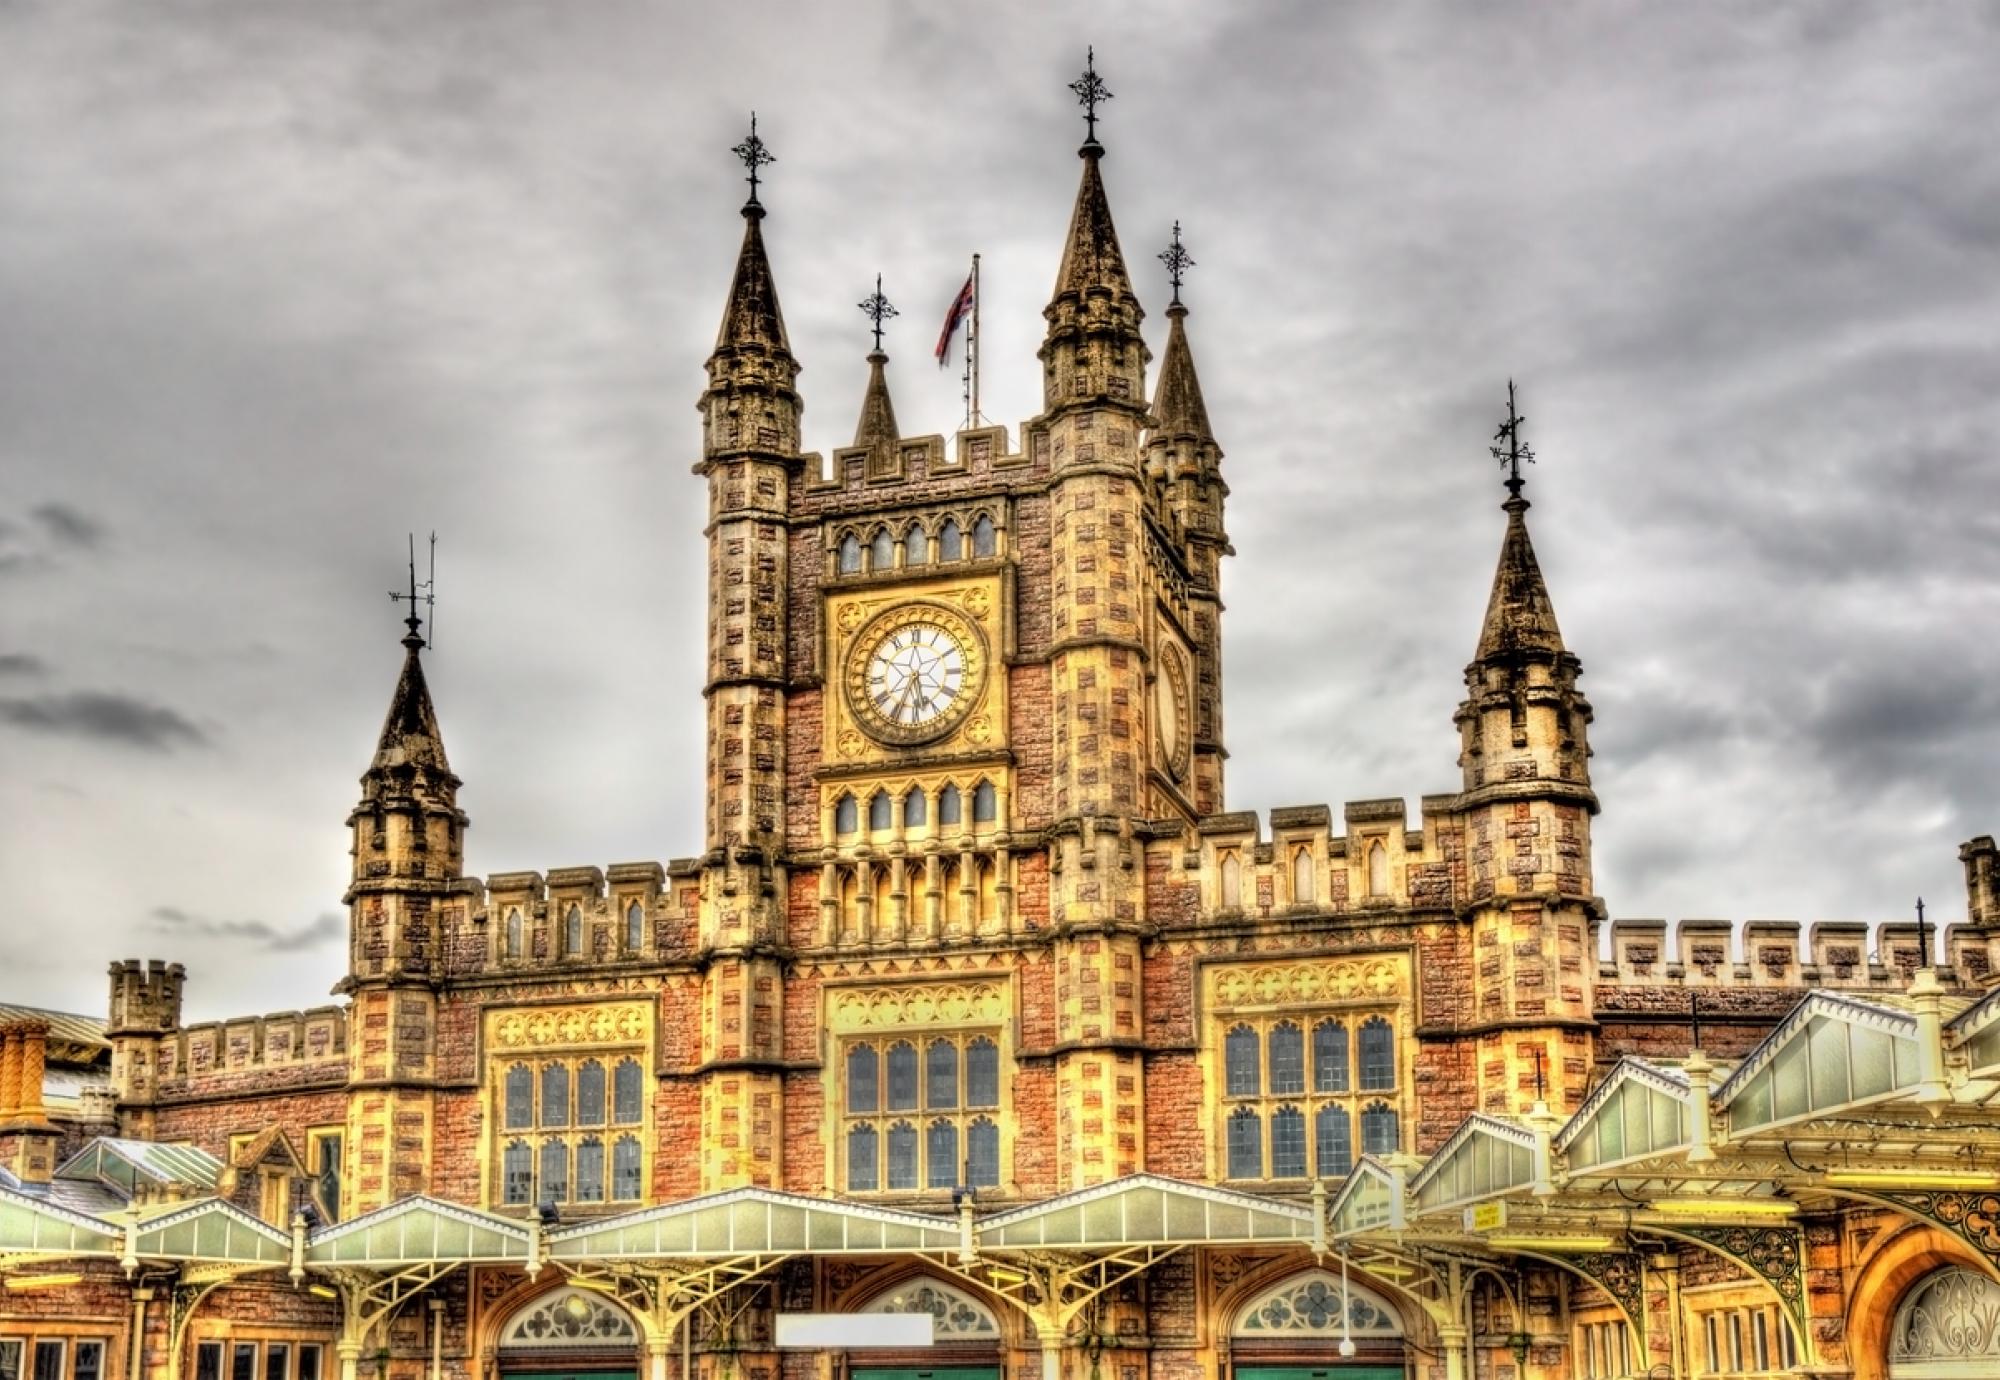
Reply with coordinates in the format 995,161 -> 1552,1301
1916,896 -> 1931,970
1491,379 -> 1536,499
1070,47 -> 1113,148
858,274 -> 897,354
732,112 -> 775,209
1159,221 -> 1195,307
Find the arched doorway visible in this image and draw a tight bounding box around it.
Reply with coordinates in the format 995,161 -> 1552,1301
495,1286 -> 644,1380
845,1277 -> 1005,1380
1230,1270 -> 1405,1380
1888,1267 -> 2000,1379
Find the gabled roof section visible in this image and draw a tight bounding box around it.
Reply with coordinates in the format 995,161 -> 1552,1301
131,1197 -> 292,1264
1557,1058 -> 1692,1172
1328,1157 -> 1402,1238
57,1138 -> 224,1198
1716,991 -> 1923,1134
1951,984 -> 2000,1075
547,1186 -> 957,1259
1410,1114 -> 1539,1215
0,1183 -> 121,1258
229,1125 -> 304,1174
306,1195 -> 529,1267
976,1173 -> 1314,1250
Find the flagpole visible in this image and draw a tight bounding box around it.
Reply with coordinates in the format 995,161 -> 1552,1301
971,252 -> 981,428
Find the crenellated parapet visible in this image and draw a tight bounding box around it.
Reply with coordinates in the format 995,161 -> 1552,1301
1600,916 -> 1989,992
466,859 -> 703,972
154,1006 -> 347,1088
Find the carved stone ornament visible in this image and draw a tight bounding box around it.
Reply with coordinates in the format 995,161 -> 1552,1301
829,980 -> 1007,1032
1155,640 -> 1192,783
491,1002 -> 649,1049
860,1278 -> 1000,1337
1211,959 -> 1404,1009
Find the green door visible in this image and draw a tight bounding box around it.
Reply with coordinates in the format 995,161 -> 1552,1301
851,1369 -> 1002,1380
1236,1367 -> 1403,1380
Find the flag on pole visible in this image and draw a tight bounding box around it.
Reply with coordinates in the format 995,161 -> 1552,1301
935,273 -> 975,367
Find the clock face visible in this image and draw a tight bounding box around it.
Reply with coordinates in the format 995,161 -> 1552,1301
1156,642 -> 1192,781
844,604 -> 985,746
866,622 -> 966,728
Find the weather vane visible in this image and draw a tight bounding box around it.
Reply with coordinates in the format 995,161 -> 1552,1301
858,274 -> 897,354
388,532 -> 437,650
732,111 -> 775,208
1070,47 -> 1112,147
1159,220 -> 1194,307
1491,379 -> 1536,498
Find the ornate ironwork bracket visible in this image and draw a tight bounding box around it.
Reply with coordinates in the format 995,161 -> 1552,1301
1863,1190 -> 2000,1286
1572,1252 -> 1648,1345
1662,1226 -> 1811,1365
558,1256 -> 790,1345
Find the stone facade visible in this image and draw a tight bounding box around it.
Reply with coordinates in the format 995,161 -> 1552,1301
7,94 -> 2000,1380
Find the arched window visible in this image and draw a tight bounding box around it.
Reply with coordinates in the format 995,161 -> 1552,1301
1890,1267 -> 2000,1376
1225,1024 -> 1260,1097
870,527 -> 895,571
625,900 -> 644,951
1313,1021 -> 1350,1092
504,1064 -> 533,1129
886,1042 -> 919,1110
972,780 -> 997,823
1361,1102 -> 1400,1156
564,905 -> 583,957
847,1045 -> 879,1114
903,787 -> 927,829
539,1063 -> 569,1126
1269,1022 -> 1305,1095
1316,1105 -> 1353,1177
838,533 -> 862,574
1227,1106 -> 1262,1179
886,1121 -> 918,1190
504,908 -> 523,960
938,519 -> 963,561
1367,839 -> 1389,897
1292,847 -> 1315,903
1220,852 -> 1242,908
927,1039 -> 958,1109
972,515 -> 997,557
967,1117 -> 1000,1187
966,1037 -> 999,1108
539,1139 -> 568,1203
613,1057 -> 643,1124
1270,1106 -> 1307,1178
1359,1017 -> 1396,1090
611,1135 -> 642,1200
938,784 -> 962,826
577,1060 -> 606,1125
835,793 -> 858,835
869,790 -> 893,831
575,1137 -> 604,1202
502,1140 -> 532,1205
926,1120 -> 958,1188
905,526 -> 928,567
846,1125 -> 878,1191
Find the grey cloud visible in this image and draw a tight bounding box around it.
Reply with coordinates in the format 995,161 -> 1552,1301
0,653 -> 48,676
0,691 -> 207,750
152,906 -> 344,953
31,502 -> 105,549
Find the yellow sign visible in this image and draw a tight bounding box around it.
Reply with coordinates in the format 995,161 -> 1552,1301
1467,1201 -> 1508,1233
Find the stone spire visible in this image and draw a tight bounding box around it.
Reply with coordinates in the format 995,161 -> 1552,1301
1151,301 -> 1214,445
700,114 -> 801,463
852,348 -> 899,454
367,626 -> 454,785
713,208 -> 791,359
1039,52 -> 1147,415
1473,494 -> 1566,663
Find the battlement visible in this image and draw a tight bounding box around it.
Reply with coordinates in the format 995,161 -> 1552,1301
461,859 -> 702,970
1601,916 -> 1996,991
156,1005 -> 346,1083
106,959 -> 185,1034
1167,800 -> 1455,917
805,423 -> 1039,496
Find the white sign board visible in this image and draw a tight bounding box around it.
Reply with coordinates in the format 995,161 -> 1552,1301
774,1314 -> 934,1348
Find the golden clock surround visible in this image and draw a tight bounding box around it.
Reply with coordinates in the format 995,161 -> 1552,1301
842,600 -> 989,748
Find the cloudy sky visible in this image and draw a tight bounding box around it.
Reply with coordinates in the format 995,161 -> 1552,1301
3,2 -> 1997,1021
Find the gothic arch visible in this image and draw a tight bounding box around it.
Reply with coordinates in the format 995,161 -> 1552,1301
1886,1266 -> 2000,1380
1847,1221 -> 1993,1380
479,1281 -> 644,1373
854,1272 -> 1007,1342
1230,1268 -> 1402,1338
1213,1255 -> 1434,1360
